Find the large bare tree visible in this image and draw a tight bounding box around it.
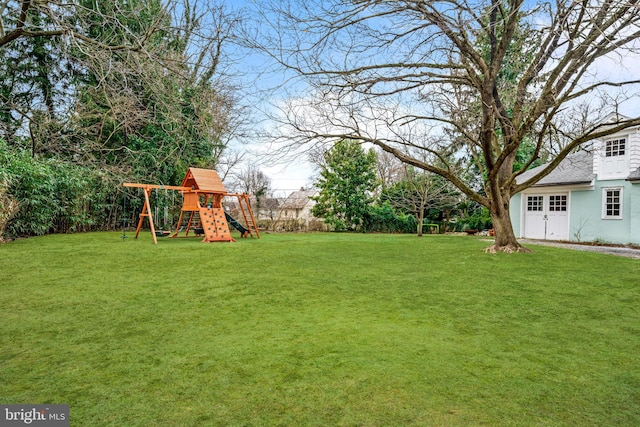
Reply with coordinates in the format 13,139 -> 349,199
68,1 -> 244,179
1,0 -> 244,181
252,0 -> 640,252
0,0 -> 165,149
383,165 -> 461,236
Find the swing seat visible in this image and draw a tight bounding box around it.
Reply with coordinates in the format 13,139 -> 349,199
155,230 -> 171,237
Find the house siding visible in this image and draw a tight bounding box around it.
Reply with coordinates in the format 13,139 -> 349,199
629,183 -> 640,243
593,145 -> 600,177
630,129 -> 640,171
568,180 -> 639,245
568,188 -> 598,242
510,193 -> 522,236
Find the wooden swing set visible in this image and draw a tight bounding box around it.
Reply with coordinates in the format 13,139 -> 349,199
123,168 -> 259,244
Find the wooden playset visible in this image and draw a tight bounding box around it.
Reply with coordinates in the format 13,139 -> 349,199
123,168 -> 259,244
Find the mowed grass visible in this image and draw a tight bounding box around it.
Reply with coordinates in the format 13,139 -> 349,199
1,232 -> 639,426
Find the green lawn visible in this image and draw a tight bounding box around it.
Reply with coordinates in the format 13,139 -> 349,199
1,232 -> 639,426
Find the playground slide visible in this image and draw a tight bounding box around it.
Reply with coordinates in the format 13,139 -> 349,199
225,212 -> 249,236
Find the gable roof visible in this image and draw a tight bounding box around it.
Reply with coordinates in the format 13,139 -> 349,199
281,188 -> 318,209
516,151 -> 595,187
595,112 -> 629,126
181,168 -> 226,193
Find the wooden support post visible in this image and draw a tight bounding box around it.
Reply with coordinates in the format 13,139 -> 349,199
133,187 -> 158,244
170,210 -> 185,238
124,182 -> 191,244
186,211 -> 195,236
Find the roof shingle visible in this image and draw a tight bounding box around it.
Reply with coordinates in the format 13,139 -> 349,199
516,151 -> 595,187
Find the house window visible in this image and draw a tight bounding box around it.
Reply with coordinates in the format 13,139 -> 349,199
549,195 -> 567,212
605,138 -> 626,157
602,188 -> 623,219
527,196 -> 543,212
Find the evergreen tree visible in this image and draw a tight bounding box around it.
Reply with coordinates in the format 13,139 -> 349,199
312,141 -> 377,231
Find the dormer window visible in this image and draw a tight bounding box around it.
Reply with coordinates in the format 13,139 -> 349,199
599,136 -> 628,179
605,138 -> 625,157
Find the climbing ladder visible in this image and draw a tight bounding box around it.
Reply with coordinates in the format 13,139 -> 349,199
234,193 -> 260,238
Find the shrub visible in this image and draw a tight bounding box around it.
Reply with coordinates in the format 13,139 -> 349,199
0,173 -> 19,242
463,206 -> 493,230
364,202 -> 418,233
0,141 -> 118,237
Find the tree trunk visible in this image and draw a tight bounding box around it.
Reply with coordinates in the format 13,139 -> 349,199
484,195 -> 530,254
483,152 -> 531,253
417,207 -> 424,236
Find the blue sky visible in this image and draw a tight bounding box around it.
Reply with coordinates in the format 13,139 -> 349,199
220,0 -> 318,192
221,0 -> 640,194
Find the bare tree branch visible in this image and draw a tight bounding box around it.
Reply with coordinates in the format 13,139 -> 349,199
249,0 -> 640,251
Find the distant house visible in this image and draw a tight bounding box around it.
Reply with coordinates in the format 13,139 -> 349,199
510,115 -> 640,244
277,187 -> 324,231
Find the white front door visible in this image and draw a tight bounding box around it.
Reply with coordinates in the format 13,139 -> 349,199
545,195 -> 568,240
524,195 -> 545,239
523,194 -> 569,240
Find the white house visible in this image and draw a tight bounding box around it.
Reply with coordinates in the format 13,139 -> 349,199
276,187 -> 325,231
510,117 -> 640,245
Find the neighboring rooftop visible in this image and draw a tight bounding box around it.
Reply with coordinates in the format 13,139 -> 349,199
281,188 -> 318,210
